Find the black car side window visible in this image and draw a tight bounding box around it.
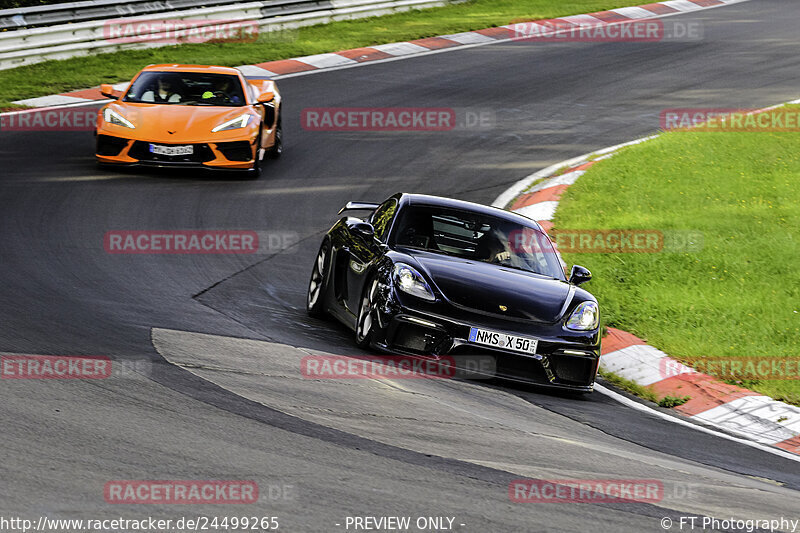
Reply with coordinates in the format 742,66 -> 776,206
370,200 -> 398,242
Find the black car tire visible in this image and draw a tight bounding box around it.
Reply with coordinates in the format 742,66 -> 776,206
267,117 -> 282,159
307,240 -> 330,317
355,276 -> 379,348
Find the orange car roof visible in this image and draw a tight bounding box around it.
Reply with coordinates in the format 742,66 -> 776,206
141,64 -> 241,75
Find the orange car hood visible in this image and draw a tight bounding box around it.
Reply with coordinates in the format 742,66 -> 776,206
109,102 -> 255,143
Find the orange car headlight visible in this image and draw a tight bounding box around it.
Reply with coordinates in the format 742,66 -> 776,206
212,114 -> 252,132
103,108 -> 135,129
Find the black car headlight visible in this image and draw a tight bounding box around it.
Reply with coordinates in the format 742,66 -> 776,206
393,263 -> 435,301
565,301 -> 599,330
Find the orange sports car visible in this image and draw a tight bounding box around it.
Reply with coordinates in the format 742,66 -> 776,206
95,64 -> 282,176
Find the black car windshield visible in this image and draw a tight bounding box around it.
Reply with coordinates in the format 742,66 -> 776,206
391,205 -> 565,279
123,72 -> 246,106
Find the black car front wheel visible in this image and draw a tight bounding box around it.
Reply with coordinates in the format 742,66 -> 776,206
307,240 -> 330,317
355,277 -> 380,348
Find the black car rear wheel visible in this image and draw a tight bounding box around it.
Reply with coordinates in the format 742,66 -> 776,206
307,240 -> 330,317
356,277 -> 379,348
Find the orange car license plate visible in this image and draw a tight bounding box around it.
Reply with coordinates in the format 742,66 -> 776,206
150,144 -> 193,156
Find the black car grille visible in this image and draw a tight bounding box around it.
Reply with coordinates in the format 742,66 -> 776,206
451,345 -> 596,386
96,135 -> 129,156
491,351 -> 550,382
389,322 -> 445,354
215,141 -> 253,162
128,141 -> 215,163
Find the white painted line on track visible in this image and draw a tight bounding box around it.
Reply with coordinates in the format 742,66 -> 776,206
595,384 -> 800,464
1,100 -> 105,115
13,94 -> 93,107
3,0 -> 755,112
491,135 -> 657,209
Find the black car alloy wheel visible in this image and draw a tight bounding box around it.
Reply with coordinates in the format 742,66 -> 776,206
307,241 -> 329,316
356,277 -> 379,348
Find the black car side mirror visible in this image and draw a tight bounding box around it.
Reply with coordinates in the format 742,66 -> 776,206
569,265 -> 592,286
348,220 -> 375,240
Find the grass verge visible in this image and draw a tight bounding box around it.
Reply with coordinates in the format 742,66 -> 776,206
556,106 -> 800,406
3,0 -> 655,107
598,371 -> 658,403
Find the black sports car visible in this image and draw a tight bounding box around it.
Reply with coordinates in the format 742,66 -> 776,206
306,193 -> 601,392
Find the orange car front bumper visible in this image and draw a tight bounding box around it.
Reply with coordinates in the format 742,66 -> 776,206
95,133 -> 258,170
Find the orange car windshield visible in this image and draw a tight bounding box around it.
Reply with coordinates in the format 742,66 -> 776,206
124,72 -> 246,107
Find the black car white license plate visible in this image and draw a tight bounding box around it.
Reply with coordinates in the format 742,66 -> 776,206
468,327 -> 538,355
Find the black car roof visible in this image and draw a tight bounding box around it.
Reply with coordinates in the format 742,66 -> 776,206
397,193 -> 544,231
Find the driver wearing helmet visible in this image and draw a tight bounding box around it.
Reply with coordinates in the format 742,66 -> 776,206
141,76 -> 182,103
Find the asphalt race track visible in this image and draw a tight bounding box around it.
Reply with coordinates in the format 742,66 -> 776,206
1,1 -> 799,531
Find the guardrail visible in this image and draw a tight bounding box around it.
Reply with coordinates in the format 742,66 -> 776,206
0,0 -> 254,30
0,0 -> 457,70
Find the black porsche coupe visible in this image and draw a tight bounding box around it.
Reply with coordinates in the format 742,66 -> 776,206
306,193 -> 601,392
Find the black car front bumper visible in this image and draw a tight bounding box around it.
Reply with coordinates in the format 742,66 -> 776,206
374,296 -> 600,391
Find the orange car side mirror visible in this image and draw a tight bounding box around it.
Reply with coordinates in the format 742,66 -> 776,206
100,84 -> 117,99
257,91 -> 275,103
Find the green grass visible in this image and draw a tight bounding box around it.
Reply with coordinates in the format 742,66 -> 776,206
599,371 -> 691,408
658,395 -> 690,408
556,106 -> 800,405
598,371 -> 658,403
1,0 -> 651,108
